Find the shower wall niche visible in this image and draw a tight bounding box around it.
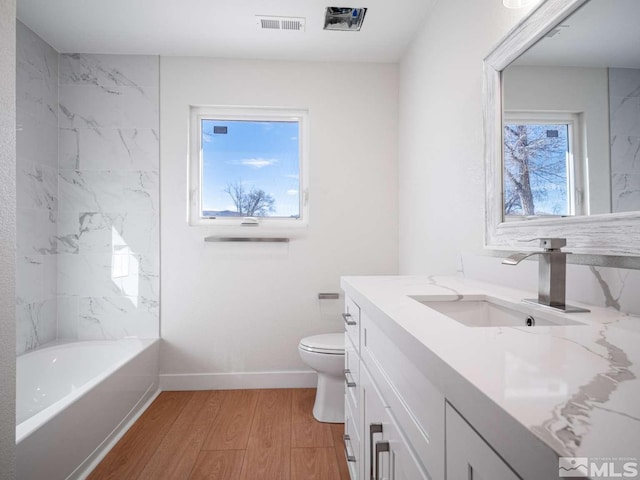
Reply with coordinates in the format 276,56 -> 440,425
16,21 -> 160,354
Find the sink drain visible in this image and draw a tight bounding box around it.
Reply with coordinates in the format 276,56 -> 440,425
526,316 -> 535,327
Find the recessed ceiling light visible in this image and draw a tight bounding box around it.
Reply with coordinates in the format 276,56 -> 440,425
323,7 -> 367,31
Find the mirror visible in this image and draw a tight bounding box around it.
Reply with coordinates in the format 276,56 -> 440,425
484,0 -> 640,256
502,0 -> 640,218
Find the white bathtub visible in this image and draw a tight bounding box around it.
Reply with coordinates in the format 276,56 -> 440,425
16,338 -> 159,480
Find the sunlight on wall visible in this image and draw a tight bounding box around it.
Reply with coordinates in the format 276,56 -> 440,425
111,227 -> 138,307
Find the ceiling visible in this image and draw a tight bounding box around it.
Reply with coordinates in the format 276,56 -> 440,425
17,0 -> 438,63
514,0 -> 640,68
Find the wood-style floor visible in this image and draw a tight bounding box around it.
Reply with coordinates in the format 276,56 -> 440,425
88,388 -> 350,480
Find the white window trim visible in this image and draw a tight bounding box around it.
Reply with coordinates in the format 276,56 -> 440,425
188,105 -> 310,234
502,110 -> 586,220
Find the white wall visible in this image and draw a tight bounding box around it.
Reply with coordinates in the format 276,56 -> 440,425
503,65 -> 611,214
398,0 -> 534,275
160,58 -> 398,385
0,0 -> 17,477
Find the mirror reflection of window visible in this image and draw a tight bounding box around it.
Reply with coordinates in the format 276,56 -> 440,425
503,113 -> 584,219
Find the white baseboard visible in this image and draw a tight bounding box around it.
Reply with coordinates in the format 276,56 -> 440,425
159,370 -> 318,391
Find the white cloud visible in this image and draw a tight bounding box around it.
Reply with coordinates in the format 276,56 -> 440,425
230,158 -> 279,168
286,189 -> 299,196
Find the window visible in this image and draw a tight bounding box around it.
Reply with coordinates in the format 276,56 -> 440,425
503,112 -> 585,219
189,106 -> 309,227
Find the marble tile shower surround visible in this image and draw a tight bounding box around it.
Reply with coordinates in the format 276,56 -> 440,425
16,22 -> 59,355
57,53 -> 159,342
15,26 -> 160,354
610,68 -> 640,213
461,254 -> 640,316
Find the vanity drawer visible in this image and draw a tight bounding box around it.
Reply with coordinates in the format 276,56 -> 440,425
343,297 -> 361,352
361,311 -> 445,480
345,334 -> 360,414
344,397 -> 361,480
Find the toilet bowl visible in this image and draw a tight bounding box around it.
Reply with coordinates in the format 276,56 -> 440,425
298,333 -> 345,423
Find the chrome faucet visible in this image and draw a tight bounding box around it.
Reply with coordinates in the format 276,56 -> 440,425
502,238 -> 589,313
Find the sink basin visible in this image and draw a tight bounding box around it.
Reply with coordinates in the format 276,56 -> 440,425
410,295 -> 586,328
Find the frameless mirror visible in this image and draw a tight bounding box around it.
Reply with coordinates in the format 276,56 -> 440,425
484,0 -> 640,255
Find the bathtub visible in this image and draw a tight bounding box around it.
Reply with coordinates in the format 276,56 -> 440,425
16,338 -> 159,480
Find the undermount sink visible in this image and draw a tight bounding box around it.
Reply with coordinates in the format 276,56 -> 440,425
410,295 -> 586,328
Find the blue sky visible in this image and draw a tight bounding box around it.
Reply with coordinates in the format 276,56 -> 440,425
201,119 -> 300,217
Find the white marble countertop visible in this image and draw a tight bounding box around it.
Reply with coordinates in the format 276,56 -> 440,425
341,275 -> 640,476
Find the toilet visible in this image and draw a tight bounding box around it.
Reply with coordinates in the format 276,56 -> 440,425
298,333 -> 345,423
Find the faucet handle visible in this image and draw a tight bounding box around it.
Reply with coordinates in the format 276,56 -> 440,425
519,238 -> 567,250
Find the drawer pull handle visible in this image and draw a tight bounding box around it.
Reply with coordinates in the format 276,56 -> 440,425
375,441 -> 390,480
369,423 -> 383,480
344,369 -> 356,388
342,312 -> 357,326
343,434 -> 357,463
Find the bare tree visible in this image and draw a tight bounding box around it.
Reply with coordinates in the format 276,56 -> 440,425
224,181 -> 275,216
503,124 -> 568,216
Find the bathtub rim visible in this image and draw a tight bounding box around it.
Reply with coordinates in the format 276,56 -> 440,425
16,337 -> 158,444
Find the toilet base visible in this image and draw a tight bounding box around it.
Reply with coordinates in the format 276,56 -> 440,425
312,373 -> 344,423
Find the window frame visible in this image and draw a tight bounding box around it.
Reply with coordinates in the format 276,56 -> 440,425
188,105 -> 310,230
502,110 -> 586,220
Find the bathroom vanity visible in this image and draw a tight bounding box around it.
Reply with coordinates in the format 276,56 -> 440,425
342,275 -> 640,480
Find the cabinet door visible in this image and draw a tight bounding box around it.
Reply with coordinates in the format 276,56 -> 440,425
362,367 -> 388,480
345,398 -> 361,480
345,333 -> 360,418
374,407 -> 428,480
446,404 -> 520,480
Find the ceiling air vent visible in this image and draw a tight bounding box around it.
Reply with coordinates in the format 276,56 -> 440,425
256,16 -> 306,32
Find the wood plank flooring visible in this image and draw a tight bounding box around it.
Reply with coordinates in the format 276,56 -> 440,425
88,388 -> 349,480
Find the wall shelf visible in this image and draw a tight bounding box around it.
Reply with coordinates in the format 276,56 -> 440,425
204,237 -> 290,243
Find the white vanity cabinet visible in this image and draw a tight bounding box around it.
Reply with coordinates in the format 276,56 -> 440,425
445,404 -> 520,480
343,296 -> 444,480
343,294 -> 525,480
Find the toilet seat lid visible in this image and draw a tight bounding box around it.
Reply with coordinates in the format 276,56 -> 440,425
299,333 -> 344,354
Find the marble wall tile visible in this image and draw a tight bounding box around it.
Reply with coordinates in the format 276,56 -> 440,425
57,253 -> 158,300
57,296 -> 78,339
609,68 -> 640,99
59,85 -> 123,129
16,108 -> 59,169
58,170 -> 159,214
58,85 -> 159,130
610,96 -> 640,137
17,208 -> 57,256
121,87 -> 159,129
57,211 -> 159,255
77,296 -> 159,340
16,299 -> 57,356
611,173 -> 640,213
611,135 -> 640,174
16,21 -> 58,126
16,22 -> 59,355
16,161 -> 58,213
59,54 -> 159,89
609,68 -> 640,214
16,256 -> 47,305
16,39 -> 161,350
59,127 -> 159,171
